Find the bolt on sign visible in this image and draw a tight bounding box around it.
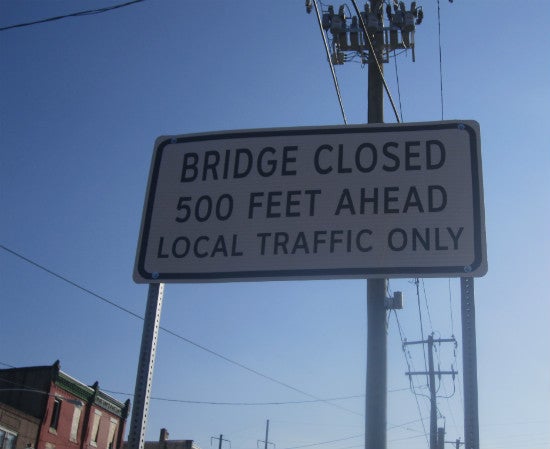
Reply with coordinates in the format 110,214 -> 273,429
134,121 -> 487,283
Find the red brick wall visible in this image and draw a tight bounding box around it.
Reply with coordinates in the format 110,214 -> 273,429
38,384 -> 82,449
37,384 -> 123,449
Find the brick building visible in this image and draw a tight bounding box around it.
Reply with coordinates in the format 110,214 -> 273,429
0,361 -> 130,449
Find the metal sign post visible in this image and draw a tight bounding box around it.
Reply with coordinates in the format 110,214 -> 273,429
461,277 -> 479,449
127,283 -> 164,449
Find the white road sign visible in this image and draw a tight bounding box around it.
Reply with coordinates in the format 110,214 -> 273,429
134,121 -> 486,283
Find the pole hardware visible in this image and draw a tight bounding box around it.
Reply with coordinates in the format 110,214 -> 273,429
211,435 -> 231,449
446,438 -> 465,449
307,1 -> 423,64
384,290 -> 403,309
437,427 -> 445,449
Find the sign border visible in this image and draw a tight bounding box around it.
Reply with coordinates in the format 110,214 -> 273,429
134,121 -> 485,282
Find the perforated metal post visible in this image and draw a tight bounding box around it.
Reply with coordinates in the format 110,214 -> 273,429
461,277 -> 479,449
128,283 -> 164,449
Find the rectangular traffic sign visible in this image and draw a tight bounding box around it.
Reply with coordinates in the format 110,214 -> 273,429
134,121 -> 486,283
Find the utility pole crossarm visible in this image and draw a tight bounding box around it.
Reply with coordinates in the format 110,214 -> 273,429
403,338 -> 456,346
406,370 -> 458,376
446,439 -> 465,449
211,435 -> 231,449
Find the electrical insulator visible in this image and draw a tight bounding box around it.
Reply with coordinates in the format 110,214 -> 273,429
403,11 -> 415,32
366,12 -> 380,34
330,13 -> 345,34
350,15 -> 360,50
322,12 -> 332,30
331,51 -> 345,65
338,4 -> 346,19
305,0 -> 312,14
416,8 -> 423,25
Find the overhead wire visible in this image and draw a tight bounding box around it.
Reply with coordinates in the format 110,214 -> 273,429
0,244 -> 361,417
393,50 -> 404,122
421,279 -> 434,331
390,310 -> 430,446
448,278 -> 455,335
418,278 -> 461,435
0,374 -> 415,409
349,0 -> 401,123
283,434 -> 363,449
2,384 -> 429,449
0,0 -> 145,32
0,362 -> 17,368
414,278 -> 429,385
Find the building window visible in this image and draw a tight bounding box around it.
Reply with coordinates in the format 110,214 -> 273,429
69,403 -> 82,443
106,418 -> 118,449
50,399 -> 62,432
0,426 -> 18,449
90,410 -> 102,446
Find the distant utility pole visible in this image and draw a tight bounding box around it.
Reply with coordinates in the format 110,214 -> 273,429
306,2 -> 422,449
404,334 -> 458,449
445,438 -> 465,449
211,434 -> 231,449
257,420 -> 275,449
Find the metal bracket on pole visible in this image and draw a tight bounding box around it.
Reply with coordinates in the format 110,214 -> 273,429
384,291 -> 403,309
127,283 -> 165,449
461,277 -> 479,449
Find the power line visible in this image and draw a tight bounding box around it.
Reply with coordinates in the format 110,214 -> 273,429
390,310 -> 430,446
0,375 -> 406,408
0,244 -> 361,417
0,362 -> 17,368
349,0 -> 402,123
0,378 -> 361,407
448,278 -> 455,336
0,0 -> 145,32
421,279 -> 434,332
284,433 -> 363,449
414,278 -> 429,384
393,50 -> 404,122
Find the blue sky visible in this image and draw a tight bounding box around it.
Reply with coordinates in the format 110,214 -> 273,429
1,1 -> 549,449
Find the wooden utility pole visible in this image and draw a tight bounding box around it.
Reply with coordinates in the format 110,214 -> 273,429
428,336 -> 438,449
211,434 -> 231,449
257,420 -> 275,449
404,336 -> 458,449
365,2 -> 387,449
446,438 -> 465,449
